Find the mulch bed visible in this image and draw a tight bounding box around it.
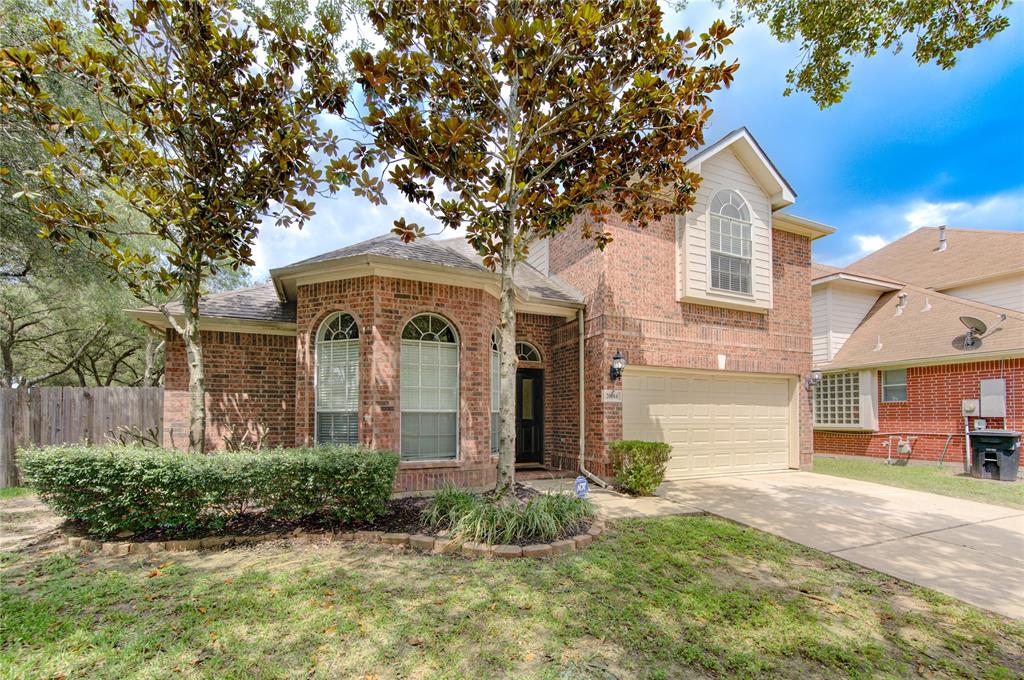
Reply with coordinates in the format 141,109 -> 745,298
62,483 -> 567,544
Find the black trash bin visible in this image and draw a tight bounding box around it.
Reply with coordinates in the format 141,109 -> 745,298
969,430 -> 1021,482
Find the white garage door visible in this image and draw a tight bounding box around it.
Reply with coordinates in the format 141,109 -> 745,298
622,369 -> 794,478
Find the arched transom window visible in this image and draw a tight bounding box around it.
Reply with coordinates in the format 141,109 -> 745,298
709,189 -> 752,294
316,313 -> 359,445
401,314 -> 459,461
515,341 -> 541,363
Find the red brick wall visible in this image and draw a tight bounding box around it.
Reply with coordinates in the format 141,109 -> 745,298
162,276 -> 574,492
550,213 -> 815,474
296,275 -> 501,492
163,330 -> 296,450
814,358 -> 1024,462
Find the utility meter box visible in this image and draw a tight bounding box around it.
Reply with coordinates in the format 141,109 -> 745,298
980,379 -> 1007,418
962,399 -> 979,417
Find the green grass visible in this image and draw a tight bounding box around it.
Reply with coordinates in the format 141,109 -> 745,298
2,516 -> 1021,679
0,487 -> 34,500
813,456 -> 1024,509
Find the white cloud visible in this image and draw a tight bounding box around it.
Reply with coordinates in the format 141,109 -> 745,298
902,191 -> 1024,231
818,188 -> 1024,266
852,234 -> 890,255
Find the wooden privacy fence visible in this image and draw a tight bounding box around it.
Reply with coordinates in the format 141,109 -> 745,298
0,386 -> 163,487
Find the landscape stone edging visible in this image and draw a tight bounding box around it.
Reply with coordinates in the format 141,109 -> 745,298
64,513 -> 608,560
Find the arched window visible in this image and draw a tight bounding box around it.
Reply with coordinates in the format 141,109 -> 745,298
316,312 -> 359,444
709,189 -> 752,294
515,341 -> 542,362
401,314 -> 459,461
491,331 -> 500,454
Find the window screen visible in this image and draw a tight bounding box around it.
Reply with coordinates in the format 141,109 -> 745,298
709,189 -> 752,294
401,314 -> 459,461
316,313 -> 359,445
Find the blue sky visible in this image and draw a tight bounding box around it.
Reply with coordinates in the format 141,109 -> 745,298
251,1 -> 1024,278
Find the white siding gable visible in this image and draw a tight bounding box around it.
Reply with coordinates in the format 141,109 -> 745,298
811,281 -> 882,365
676,148 -> 773,312
525,238 -> 549,275
812,288 -> 829,364
943,272 -> 1024,312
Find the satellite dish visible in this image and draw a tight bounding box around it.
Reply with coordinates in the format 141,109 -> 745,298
960,316 -> 987,349
960,316 -> 988,335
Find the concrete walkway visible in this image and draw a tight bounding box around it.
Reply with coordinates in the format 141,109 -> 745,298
528,471 -> 1024,619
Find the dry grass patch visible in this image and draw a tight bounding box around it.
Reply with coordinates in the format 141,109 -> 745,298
1,497 -> 1022,679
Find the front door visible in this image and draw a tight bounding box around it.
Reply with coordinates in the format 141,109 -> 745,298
515,368 -> 544,464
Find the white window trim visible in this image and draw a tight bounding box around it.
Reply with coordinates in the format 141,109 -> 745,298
399,313 -> 461,462
314,312 -> 360,445
707,189 -> 754,297
515,341 -> 542,363
880,369 -> 908,403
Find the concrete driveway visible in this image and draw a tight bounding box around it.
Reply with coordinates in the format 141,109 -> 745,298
530,471 -> 1024,619
658,472 -> 1024,619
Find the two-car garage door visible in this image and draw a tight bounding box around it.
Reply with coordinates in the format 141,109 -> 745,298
622,368 -> 795,479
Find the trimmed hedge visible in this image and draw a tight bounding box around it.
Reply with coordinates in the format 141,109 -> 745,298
20,445 -> 399,538
609,440 -> 672,496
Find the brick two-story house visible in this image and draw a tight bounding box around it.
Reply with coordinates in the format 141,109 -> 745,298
131,128 -> 833,493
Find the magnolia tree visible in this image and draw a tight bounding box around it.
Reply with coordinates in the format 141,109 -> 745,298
347,0 -> 738,489
1,0 -> 355,451
676,0 -> 1013,108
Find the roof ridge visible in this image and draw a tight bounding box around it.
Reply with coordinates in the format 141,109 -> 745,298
900,283 -> 1024,320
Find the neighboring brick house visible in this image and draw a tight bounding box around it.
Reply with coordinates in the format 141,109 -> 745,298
811,227 -> 1024,463
132,128 -> 833,492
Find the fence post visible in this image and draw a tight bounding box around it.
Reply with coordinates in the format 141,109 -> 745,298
0,389 -> 18,488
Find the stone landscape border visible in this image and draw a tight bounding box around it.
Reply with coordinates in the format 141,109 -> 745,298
63,513 -> 608,559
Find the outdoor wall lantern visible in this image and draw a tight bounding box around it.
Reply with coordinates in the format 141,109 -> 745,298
806,370 -> 823,390
610,350 -> 626,381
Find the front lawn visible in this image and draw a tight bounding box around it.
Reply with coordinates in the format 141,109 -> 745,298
2,512 -> 1021,678
814,456 -> 1024,509
0,486 -> 34,500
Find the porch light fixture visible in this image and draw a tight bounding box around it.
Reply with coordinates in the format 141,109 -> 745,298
610,350 -> 626,381
806,370 -> 823,390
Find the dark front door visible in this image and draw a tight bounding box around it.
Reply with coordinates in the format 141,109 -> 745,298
516,368 -> 544,464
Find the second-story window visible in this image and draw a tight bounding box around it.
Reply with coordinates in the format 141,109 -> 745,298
709,189 -> 752,294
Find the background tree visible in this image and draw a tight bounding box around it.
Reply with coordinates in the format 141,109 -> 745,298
348,0 -> 737,488
676,0 -> 1013,108
1,0 -> 354,451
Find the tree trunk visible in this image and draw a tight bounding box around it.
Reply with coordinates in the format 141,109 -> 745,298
496,245 -> 518,492
143,329 -> 163,387
181,281 -> 206,453
0,339 -> 14,388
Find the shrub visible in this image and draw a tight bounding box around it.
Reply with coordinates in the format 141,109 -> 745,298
420,484 -> 481,532
608,440 -> 672,496
20,445 -> 399,538
429,492 -> 595,545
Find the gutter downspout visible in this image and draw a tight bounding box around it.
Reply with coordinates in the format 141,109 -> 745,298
578,308 -> 607,487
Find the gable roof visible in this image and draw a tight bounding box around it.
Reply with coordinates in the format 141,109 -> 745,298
684,127 -> 796,209
811,262 -> 904,290
846,227 -> 1024,290
822,284 -> 1024,370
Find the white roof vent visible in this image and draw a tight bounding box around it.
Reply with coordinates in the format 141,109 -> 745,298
937,225 -> 947,252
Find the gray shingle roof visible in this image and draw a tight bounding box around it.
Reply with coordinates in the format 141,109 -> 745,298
288,233 -> 488,272
164,283 -> 297,323
143,234 -> 584,326
439,237 -> 584,304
